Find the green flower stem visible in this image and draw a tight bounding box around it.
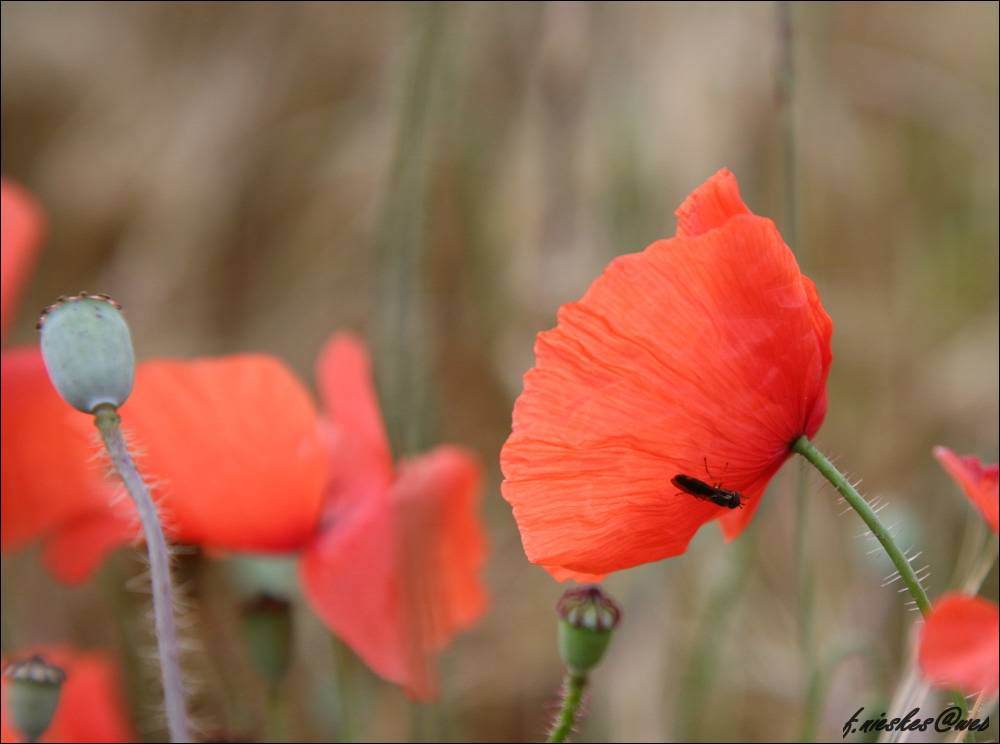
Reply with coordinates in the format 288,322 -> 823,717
791,436 -> 931,616
330,636 -> 356,743
792,436 -> 972,729
547,672 -> 587,743
94,405 -> 191,743
962,533 -> 999,595
675,530 -> 753,740
267,691 -> 287,743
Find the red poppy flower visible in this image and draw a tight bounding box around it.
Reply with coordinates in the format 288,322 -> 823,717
1,646 -> 135,743
300,333 -> 488,700
1,179 -> 43,338
1,347 -> 121,559
933,446 -> 998,534
3,330 -> 487,699
501,169 -> 833,577
918,593 -> 999,696
2,351 -> 330,583
0,182 -> 109,575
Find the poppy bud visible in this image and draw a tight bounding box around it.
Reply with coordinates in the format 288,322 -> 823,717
240,594 -> 293,690
3,655 -> 66,742
37,293 -> 134,413
556,585 -> 621,675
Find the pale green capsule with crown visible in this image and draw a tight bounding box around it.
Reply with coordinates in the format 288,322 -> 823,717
3,655 -> 66,742
38,293 -> 135,413
556,585 -> 622,675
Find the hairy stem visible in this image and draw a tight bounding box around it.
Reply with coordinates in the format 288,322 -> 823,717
793,436 -> 972,727
94,405 -> 190,742
547,672 -> 587,743
675,529 -> 753,740
792,436 -> 931,616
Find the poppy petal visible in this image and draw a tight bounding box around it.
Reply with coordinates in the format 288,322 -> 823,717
544,565 -> 607,584
933,447 -> 999,534
502,187 -> 830,575
300,446 -> 486,700
1,646 -> 135,743
1,347 -> 119,553
300,484 -> 406,691
314,333 -> 394,510
674,168 -> 751,238
391,447 -> 488,652
119,355 -> 328,552
0,179 -> 44,338
918,593 -> 999,696
42,511 -> 137,585
717,473 -> 771,541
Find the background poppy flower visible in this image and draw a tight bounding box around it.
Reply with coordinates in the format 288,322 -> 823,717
501,169 -> 833,577
933,446 -> 998,533
300,333 -> 488,700
0,182 -> 112,576
918,593 -> 999,696
0,179 -> 43,338
3,330 -> 487,700
1,646 -> 135,743
2,352 -> 329,583
1,347 -> 125,569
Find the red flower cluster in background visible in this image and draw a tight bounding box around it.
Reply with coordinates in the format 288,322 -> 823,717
1,646 -> 134,743
501,169 -> 833,579
918,447 -> 999,697
0,180 -> 487,701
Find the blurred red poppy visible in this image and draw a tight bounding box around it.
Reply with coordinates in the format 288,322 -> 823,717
1,646 -> 135,743
0,179 -> 43,338
300,334 -> 488,700
501,169 -> 833,578
0,182 -> 109,574
933,446 -> 998,534
2,351 -> 329,583
1,347 -> 123,572
918,593 -> 999,696
2,327 -> 487,698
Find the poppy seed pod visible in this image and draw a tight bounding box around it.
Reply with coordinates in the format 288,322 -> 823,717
38,293 -> 134,413
556,585 -> 621,675
240,593 -> 293,690
3,655 -> 66,742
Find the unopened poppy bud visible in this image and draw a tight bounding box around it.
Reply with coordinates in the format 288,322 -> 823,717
37,293 -> 134,413
3,655 -> 66,742
556,585 -> 621,675
240,594 -> 293,690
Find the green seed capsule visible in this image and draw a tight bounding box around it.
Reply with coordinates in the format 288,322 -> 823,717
240,593 -> 293,690
3,655 -> 66,742
38,293 -> 135,413
556,585 -> 621,675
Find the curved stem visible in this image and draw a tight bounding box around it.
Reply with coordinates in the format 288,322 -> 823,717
267,688 -> 287,743
793,436 -> 972,728
94,405 -> 191,742
792,436 -> 931,616
547,672 -> 587,743
962,533 -> 999,595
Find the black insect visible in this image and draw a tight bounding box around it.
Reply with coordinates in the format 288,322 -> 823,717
671,466 -> 744,510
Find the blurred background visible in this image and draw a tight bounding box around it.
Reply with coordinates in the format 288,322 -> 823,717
2,2 -> 997,741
